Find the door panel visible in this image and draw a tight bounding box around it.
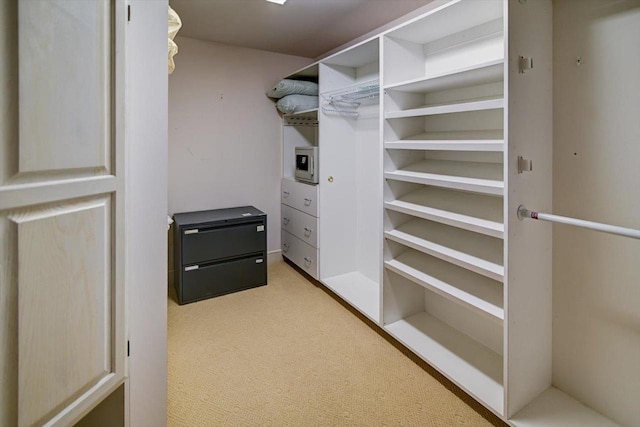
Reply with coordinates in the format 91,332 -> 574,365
18,0 -> 112,175
15,197 -> 112,427
0,1 -> 126,426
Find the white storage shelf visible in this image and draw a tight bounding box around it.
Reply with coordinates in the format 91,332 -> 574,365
385,311 -> 503,414
384,159 -> 504,196
284,108 -> 319,119
385,129 -> 504,153
385,218 -> 504,282
383,0 -> 503,87
323,272 -> 380,323
385,97 -> 504,119
385,248 -> 503,322
385,59 -> 504,94
384,186 -> 504,238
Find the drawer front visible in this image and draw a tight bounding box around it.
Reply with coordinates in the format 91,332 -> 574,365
281,229 -> 318,279
180,254 -> 267,304
281,204 -> 319,248
281,178 -> 318,217
182,220 -> 266,265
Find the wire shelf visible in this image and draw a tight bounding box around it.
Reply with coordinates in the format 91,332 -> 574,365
321,79 -> 380,116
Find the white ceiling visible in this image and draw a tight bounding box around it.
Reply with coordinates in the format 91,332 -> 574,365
169,0 -> 431,59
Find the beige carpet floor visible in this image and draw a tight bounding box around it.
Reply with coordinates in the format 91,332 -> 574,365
168,261 -> 504,427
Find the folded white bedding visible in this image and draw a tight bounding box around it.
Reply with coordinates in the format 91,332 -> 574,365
267,79 -> 318,99
276,94 -> 318,114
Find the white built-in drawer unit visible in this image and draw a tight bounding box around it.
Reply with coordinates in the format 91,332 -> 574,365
281,203 -> 319,248
281,177 -> 320,277
281,229 -> 319,279
281,177 -> 319,217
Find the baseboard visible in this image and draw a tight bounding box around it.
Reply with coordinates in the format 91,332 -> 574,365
267,250 -> 282,266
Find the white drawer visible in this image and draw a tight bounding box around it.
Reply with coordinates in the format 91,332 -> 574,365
281,204 -> 319,248
281,177 -> 318,217
282,229 -> 319,279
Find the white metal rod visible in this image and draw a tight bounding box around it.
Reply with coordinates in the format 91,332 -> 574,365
517,205 -> 640,240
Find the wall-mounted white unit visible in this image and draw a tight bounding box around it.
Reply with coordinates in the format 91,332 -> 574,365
277,1 -> 630,425
280,65 -> 321,279
318,38 -> 382,323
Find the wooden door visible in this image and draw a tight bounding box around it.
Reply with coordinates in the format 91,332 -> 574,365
0,1 -> 127,426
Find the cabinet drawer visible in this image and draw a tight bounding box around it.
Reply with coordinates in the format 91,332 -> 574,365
281,204 -> 319,248
282,229 -> 319,279
281,178 -> 318,217
180,254 -> 267,304
181,220 -> 266,265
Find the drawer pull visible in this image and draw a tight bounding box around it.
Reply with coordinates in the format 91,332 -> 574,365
304,227 -> 312,236
304,257 -> 312,265
184,265 -> 199,271
304,198 -> 312,206
256,258 -> 264,264
283,191 -> 290,197
257,225 -> 264,232
283,243 -> 289,253
283,217 -> 290,225
184,229 -> 199,235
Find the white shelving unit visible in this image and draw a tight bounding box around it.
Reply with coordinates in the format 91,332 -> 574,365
280,65 -> 321,279
318,38 -> 382,323
277,1 -> 624,425
382,0 -> 507,417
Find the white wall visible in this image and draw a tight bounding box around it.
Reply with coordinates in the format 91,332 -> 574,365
553,1 -> 640,426
127,1 -> 168,426
168,36 -> 312,257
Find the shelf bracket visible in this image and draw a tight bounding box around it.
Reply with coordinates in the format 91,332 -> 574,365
518,156 -> 533,174
519,56 -> 533,74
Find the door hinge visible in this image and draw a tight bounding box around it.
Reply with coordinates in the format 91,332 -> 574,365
518,156 -> 533,173
127,340 -> 130,357
127,5 -> 131,22
518,56 -> 533,74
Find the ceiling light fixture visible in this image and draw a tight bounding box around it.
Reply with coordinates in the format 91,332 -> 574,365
266,0 -> 287,4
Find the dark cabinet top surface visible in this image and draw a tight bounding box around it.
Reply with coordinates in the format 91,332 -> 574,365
174,206 -> 266,227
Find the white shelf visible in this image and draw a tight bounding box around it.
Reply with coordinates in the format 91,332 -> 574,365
384,186 -> 503,238
385,219 -> 504,282
385,130 -> 504,152
322,272 -> 380,323
385,311 -> 503,414
385,140 -> 503,152
385,250 -> 503,322
284,108 -> 318,118
385,60 -> 504,94
508,387 -> 621,427
384,159 -> 504,196
386,1 -> 503,46
386,97 -> 504,119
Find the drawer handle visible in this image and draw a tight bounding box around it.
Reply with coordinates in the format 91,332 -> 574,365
304,227 -> 312,236
283,217 -> 290,225
283,243 -> 289,253
304,257 -> 312,265
283,191 -> 290,197
304,198 -> 312,206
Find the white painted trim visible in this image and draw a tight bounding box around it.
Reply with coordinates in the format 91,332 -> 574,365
267,250 -> 283,266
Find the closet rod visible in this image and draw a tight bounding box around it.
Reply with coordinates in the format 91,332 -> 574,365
517,205 -> 640,240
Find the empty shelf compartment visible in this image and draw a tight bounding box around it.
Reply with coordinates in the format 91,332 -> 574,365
385,186 -> 504,238
385,60 -> 504,94
385,311 -> 503,414
384,159 -> 504,195
385,130 -> 504,152
385,97 -> 504,119
385,218 -> 504,281
385,248 -> 503,321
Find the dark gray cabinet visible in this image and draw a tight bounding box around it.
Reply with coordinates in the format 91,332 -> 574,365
173,206 -> 267,305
